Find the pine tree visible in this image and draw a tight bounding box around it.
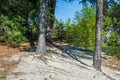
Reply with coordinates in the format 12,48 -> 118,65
93,0 -> 103,71
36,0 -> 46,54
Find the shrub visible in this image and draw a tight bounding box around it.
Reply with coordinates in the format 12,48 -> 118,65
105,32 -> 120,59
106,46 -> 120,59
0,15 -> 28,47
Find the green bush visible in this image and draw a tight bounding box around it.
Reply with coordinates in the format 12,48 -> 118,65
0,15 -> 28,47
106,46 -> 120,59
105,32 -> 120,59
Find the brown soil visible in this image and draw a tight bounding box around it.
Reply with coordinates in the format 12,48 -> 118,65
102,56 -> 120,71
0,45 -> 19,67
0,43 -> 31,68
103,62 -> 120,71
0,43 -> 30,80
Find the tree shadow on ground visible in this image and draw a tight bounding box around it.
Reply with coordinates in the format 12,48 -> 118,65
19,40 -> 94,67
47,41 -> 94,67
18,42 -> 37,52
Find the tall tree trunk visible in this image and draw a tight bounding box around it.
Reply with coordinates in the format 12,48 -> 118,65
36,0 -> 46,54
46,0 -> 56,41
93,0 -> 103,71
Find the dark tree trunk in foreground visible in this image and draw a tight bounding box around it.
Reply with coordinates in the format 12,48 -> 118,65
36,0 -> 46,54
93,0 -> 103,71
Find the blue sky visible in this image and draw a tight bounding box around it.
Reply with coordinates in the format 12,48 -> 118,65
55,0 -> 120,22
55,0 -> 82,22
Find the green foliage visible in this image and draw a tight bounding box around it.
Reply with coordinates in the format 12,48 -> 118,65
52,19 -> 66,40
108,3 -> 120,21
102,32 -> 120,59
44,52 -> 52,57
107,32 -> 120,46
52,5 -> 96,50
52,4 -> 120,59
102,16 -> 120,58
0,0 -> 39,47
30,24 -> 39,41
43,78 -> 48,80
107,46 -> 120,58
73,5 -> 95,24
103,16 -> 112,28
66,5 -> 96,49
0,15 -> 28,47
0,75 -> 5,79
66,17 -> 96,49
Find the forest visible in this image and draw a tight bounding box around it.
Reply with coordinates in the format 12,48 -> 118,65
0,0 -> 120,58
0,0 -> 120,80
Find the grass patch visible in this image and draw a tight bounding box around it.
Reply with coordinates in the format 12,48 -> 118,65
43,78 -> 48,80
44,52 -> 52,57
0,75 -> 5,79
0,70 -> 6,73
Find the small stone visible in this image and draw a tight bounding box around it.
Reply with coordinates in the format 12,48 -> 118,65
49,74 -> 54,79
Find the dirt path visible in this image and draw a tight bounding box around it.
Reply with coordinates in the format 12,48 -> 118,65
0,43 -> 120,80
5,45 -> 120,80
0,43 -> 30,80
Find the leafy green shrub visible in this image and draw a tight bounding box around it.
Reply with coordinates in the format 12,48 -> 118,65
107,46 -> 120,59
61,5 -> 97,50
107,32 -> 120,46
65,16 -> 96,49
0,36 -> 5,42
105,32 -> 120,59
52,5 -> 97,50
6,30 -> 22,47
0,15 -> 28,47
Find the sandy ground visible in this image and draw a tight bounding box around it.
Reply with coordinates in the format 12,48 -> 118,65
4,45 -> 120,80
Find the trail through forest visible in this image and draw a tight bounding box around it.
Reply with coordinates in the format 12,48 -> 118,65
1,43 -> 119,80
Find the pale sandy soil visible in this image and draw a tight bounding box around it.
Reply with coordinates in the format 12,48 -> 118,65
4,45 -> 120,80
0,43 -> 120,80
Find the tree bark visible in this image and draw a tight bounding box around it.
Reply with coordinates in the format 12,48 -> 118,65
36,0 -> 46,54
93,0 -> 103,71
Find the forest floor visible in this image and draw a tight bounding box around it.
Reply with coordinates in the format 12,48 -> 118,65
0,42 -> 120,80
